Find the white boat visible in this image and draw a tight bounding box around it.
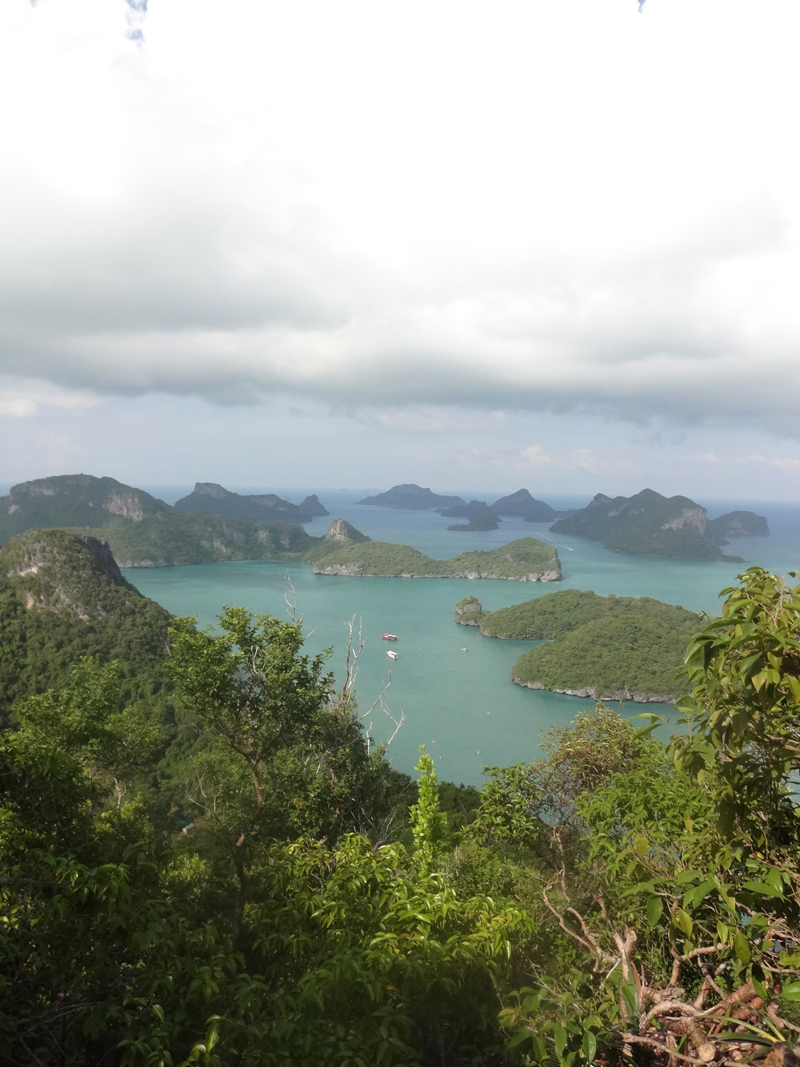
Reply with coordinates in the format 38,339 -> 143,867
386,650 -> 399,660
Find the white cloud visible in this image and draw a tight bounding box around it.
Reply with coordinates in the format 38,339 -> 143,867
0,0 -> 797,440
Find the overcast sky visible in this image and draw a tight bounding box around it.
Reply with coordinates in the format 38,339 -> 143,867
1,0 -> 798,501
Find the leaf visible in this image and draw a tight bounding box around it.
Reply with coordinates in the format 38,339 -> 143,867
646,896 -> 663,929
674,908 -> 693,936
582,1031 -> 597,1064
742,881 -> 784,898
554,1024 -> 568,1059
782,982 -> 800,1002
734,929 -> 751,964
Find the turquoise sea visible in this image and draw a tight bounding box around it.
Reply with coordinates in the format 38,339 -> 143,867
123,494 -> 800,786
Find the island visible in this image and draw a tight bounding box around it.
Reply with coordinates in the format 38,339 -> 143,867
311,521 -> 561,580
490,488 -> 562,522
174,482 -> 319,523
0,474 -> 319,567
446,502 -> 499,531
455,589 -> 700,702
548,488 -> 747,561
708,510 -> 769,538
356,483 -> 466,510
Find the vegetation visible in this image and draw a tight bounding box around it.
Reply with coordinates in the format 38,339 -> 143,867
549,488 -> 747,560
174,482 -> 319,523
456,589 -> 701,701
0,529 -> 173,723
0,473 -> 323,567
1,560 -> 799,1066
313,535 -> 561,580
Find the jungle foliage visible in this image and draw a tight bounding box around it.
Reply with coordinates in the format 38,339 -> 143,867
0,563 -> 798,1067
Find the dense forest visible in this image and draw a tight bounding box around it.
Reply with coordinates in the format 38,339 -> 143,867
0,536 -> 798,1066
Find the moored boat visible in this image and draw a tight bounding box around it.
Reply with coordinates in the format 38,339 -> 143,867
386,650 -> 399,660
381,633 -> 398,641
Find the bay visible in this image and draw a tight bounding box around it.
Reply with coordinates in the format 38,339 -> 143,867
123,493 -> 799,786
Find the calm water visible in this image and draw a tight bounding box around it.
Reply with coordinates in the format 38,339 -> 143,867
124,494 -> 800,786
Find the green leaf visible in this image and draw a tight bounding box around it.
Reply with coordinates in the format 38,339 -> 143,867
646,895 -> 663,929
582,1031 -> 597,1064
674,908 -> 693,936
742,881 -> 783,898
734,929 -> 751,964
782,982 -> 800,1002
554,1024 -> 567,1059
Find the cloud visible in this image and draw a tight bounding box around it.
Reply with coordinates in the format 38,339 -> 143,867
0,0 -> 797,435
0,380 -> 100,419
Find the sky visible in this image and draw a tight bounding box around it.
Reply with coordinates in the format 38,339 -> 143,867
1,0 -> 798,502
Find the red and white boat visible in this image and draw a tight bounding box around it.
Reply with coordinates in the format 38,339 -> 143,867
381,633 -> 398,642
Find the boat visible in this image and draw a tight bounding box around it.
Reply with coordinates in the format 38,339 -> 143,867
381,633 -> 398,641
386,650 -> 399,660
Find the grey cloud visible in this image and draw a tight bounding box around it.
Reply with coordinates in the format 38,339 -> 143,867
0,177 -> 796,432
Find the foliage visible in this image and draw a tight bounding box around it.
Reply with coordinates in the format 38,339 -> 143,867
511,594 -> 700,701
2,559 -> 799,1067
410,745 -> 449,868
673,566 -> 800,842
0,529 -> 174,723
313,536 -> 561,580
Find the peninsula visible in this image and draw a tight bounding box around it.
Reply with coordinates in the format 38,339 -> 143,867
312,521 -> 561,580
455,588 -> 701,702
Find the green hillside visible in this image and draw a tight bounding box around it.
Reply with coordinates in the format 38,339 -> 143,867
549,488 -> 742,560
80,512 -> 319,568
457,588 -> 701,701
0,474 -> 169,543
0,529 -> 174,720
313,534 -> 561,580
0,473 -> 323,567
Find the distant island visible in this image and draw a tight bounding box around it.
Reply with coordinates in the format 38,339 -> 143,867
490,488 -> 569,522
357,483 -> 465,510
311,520 -> 561,580
548,488 -> 763,561
445,502 -> 499,531
455,588 -> 701,702
0,475 -> 320,568
708,510 -> 769,538
174,482 -> 328,523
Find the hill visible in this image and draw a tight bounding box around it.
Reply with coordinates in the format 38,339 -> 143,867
312,525 -> 561,580
548,488 -> 744,560
357,484 -> 466,510
0,474 -> 169,544
174,482 -> 318,523
0,529 -> 174,720
455,588 -> 700,701
709,510 -> 769,538
490,489 -> 560,522
0,473 -> 323,567
447,503 -> 499,531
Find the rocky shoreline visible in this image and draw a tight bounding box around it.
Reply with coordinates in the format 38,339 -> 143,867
511,673 -> 677,704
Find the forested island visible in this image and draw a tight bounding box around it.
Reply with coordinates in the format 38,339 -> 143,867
1,522 -> 798,1065
456,589 -> 702,701
311,520 -> 561,580
548,488 -> 766,560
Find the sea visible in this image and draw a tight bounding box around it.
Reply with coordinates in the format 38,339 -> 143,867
123,493 -> 800,786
